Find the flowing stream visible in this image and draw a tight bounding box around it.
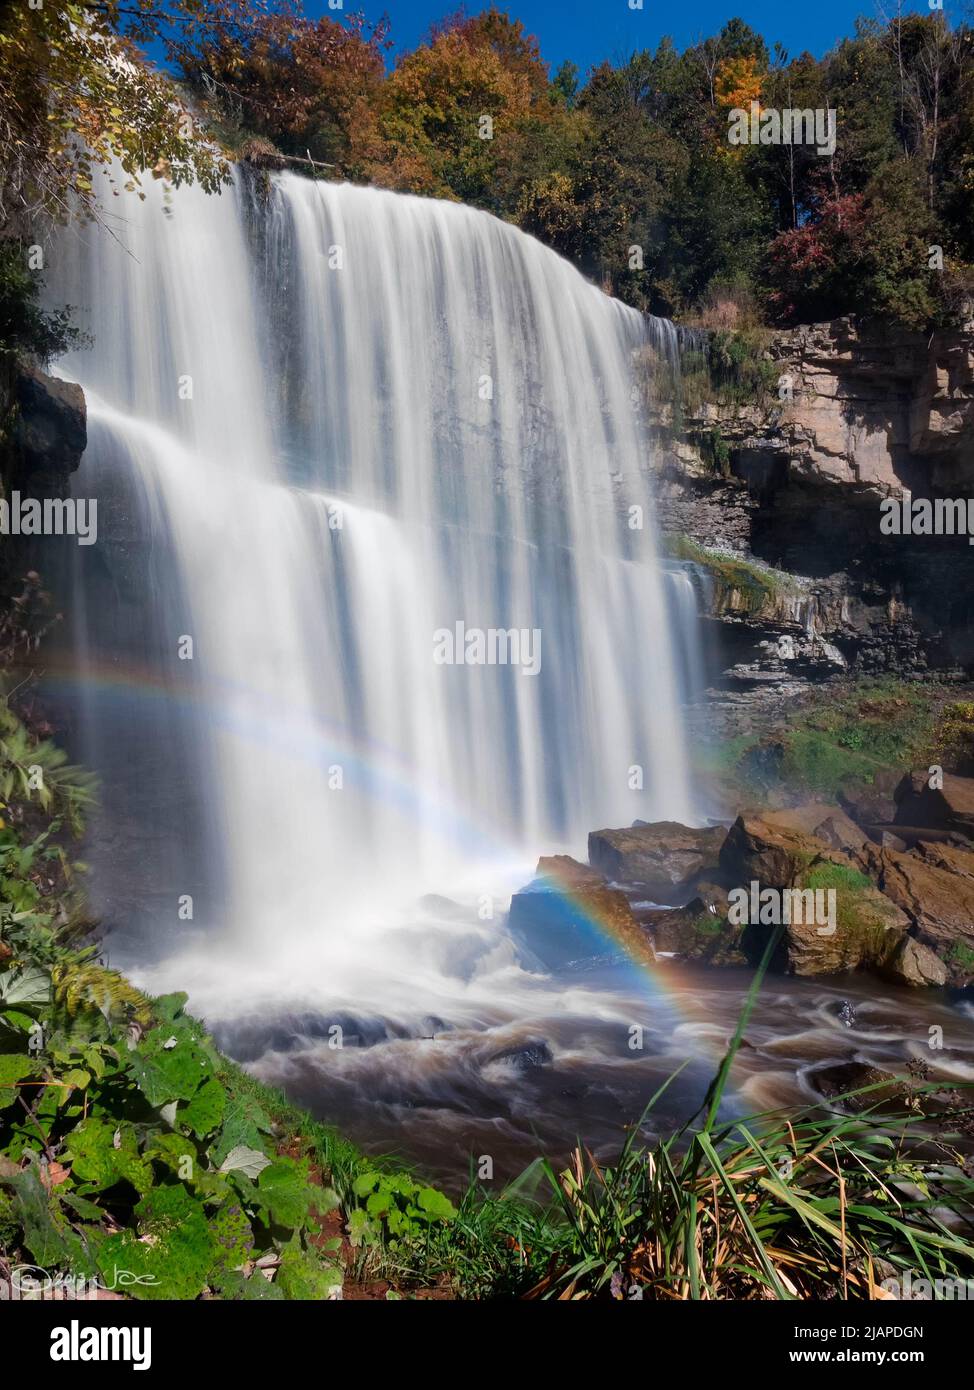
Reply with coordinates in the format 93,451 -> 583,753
47,173 -> 971,1180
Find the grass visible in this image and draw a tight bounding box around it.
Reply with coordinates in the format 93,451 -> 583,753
390,931 -> 974,1300
703,676 -> 971,804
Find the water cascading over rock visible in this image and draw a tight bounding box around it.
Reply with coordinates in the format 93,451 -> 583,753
52,171 -> 698,1022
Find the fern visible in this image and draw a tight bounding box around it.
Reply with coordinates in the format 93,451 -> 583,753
52,961 -> 154,1026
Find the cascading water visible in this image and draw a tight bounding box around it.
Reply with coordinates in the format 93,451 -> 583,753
50,171 -> 719,1171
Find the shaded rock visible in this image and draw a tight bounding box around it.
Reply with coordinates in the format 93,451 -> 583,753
485,1039 -> 552,1071
808,1062 -> 905,1113
893,769 -> 974,839
864,825 -> 909,852
838,772 -> 901,829
508,865 -> 652,971
587,821 -> 726,900
859,842 -> 974,986
644,896 -> 745,965
693,879 -> 731,918
12,363 -> 87,482
719,814 -> 823,889
877,824 -> 962,848
884,936 -> 949,989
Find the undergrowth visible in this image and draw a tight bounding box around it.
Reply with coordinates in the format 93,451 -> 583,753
3,702 -> 973,1301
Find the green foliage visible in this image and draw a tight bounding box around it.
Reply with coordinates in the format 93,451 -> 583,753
348,1169 -> 457,1249
0,709 -> 353,1300
0,242 -> 88,364
181,9 -> 974,327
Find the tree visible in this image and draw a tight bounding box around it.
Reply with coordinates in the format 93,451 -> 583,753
0,0 -> 296,233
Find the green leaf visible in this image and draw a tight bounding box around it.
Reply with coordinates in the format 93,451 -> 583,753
144,1132 -> 199,1183
95,1185 -> 215,1300
219,1144 -> 271,1179
4,1168 -> 93,1272
417,1186 -> 457,1222
63,1117 -> 152,1195
256,1158 -> 312,1229
126,1025 -> 211,1106
0,1052 -> 36,1108
352,1170 -> 381,1198
179,1075 -> 226,1138
346,1207 -> 375,1247
276,1244 -> 342,1300
208,1094 -> 274,1168
0,966 -> 50,1006
210,1199 -> 253,1271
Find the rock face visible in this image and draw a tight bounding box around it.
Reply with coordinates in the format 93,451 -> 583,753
719,813 -> 908,977
651,316 -> 974,685
1,361 -> 88,601
10,363 -> 87,488
587,821 -> 726,900
885,937 -> 948,989
507,856 -> 653,971
860,842 -> 974,986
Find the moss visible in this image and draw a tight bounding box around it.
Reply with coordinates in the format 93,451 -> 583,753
665,534 -> 798,616
805,862 -> 874,895
693,911 -> 724,937
708,677 -> 962,803
948,941 -> 974,973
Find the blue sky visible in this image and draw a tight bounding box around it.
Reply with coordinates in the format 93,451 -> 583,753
309,0 -> 938,76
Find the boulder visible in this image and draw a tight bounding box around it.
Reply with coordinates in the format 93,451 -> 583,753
859,842 -> 974,986
808,1062 -> 905,1113
720,816 -> 908,977
719,814 -> 823,888
863,826 -> 909,852
508,857 -> 653,971
644,896 -> 745,965
13,363 -> 87,480
762,802 -> 867,853
884,936 -> 949,989
484,1039 -> 552,1071
587,821 -> 726,900
893,769 -> 974,839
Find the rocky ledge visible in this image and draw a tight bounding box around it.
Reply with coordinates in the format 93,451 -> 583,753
510,768 -> 974,991
650,315 -> 974,714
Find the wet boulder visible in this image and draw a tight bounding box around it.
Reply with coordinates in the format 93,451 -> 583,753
587,821 -> 727,901
884,936 -> 949,989
508,856 -> 653,971
644,896 -> 745,966
720,816 -> 908,977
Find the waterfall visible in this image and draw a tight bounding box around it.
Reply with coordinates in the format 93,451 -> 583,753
52,171 -> 697,1022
